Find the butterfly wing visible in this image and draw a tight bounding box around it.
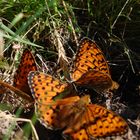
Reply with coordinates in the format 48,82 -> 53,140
28,71 -> 69,129
13,49 -> 37,96
71,38 -> 117,92
75,70 -> 113,93
88,104 -> 128,138
67,128 -> 88,140
71,38 -> 110,81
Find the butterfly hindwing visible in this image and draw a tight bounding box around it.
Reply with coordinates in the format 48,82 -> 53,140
75,70 -> 113,93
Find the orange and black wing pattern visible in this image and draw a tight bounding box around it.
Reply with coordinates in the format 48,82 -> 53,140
13,49 -> 37,96
53,95 -> 128,139
28,71 -> 70,128
71,38 -> 118,93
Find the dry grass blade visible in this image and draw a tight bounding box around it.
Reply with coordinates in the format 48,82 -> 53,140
0,29 -> 4,58
0,110 -> 39,140
0,80 -> 33,102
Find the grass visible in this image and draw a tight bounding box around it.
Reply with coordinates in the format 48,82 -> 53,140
0,0 -> 140,139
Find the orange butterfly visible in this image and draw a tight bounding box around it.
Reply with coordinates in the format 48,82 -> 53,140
27,38 -> 124,139
13,49 -> 37,97
71,38 -> 119,93
28,72 -> 128,139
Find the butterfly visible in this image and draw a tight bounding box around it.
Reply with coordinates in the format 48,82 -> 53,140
71,38 -> 119,93
28,71 -> 128,139
13,49 -> 37,97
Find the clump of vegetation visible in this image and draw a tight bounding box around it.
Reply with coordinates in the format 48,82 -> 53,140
0,0 -> 140,139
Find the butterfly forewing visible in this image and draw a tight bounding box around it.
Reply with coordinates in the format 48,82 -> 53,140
28,71 -> 70,128
71,38 -> 110,81
87,104 -> 128,138
13,49 -> 37,96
